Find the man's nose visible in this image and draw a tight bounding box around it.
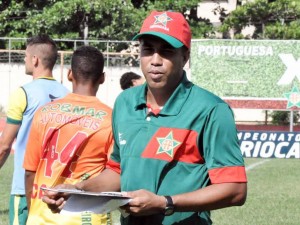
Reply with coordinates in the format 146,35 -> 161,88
150,52 -> 163,65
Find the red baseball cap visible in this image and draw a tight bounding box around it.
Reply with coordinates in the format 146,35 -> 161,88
132,11 -> 191,49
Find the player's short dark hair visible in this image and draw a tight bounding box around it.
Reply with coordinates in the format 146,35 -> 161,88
26,34 -> 58,70
120,72 -> 142,90
71,45 -> 104,83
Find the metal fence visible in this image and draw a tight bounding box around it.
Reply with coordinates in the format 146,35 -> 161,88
0,37 -> 141,67
0,37 -> 144,109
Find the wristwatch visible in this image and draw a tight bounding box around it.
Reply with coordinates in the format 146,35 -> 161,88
164,196 -> 175,216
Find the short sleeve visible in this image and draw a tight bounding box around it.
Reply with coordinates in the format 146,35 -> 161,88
6,87 -> 27,124
203,103 -> 247,183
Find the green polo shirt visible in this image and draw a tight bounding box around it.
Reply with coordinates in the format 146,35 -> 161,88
107,73 -> 247,225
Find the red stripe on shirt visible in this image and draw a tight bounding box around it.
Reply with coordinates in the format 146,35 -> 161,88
208,166 -> 247,184
106,159 -> 121,174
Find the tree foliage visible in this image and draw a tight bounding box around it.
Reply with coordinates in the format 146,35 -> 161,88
271,111 -> 299,125
220,0 -> 300,39
2,0 -> 300,44
0,0 -> 214,50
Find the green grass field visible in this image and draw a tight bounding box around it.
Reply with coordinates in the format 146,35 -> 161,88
1,156 -> 299,225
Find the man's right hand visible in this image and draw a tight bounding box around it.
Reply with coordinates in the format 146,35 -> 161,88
42,183 -> 75,213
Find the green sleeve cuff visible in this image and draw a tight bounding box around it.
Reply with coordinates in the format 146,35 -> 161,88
7,117 -> 22,125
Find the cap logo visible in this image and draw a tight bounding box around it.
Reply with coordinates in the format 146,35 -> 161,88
150,12 -> 172,31
133,10 -> 191,49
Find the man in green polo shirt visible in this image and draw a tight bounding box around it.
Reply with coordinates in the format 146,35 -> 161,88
43,10 -> 247,225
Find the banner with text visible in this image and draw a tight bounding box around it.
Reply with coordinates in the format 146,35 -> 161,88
191,39 -> 300,98
238,131 -> 299,158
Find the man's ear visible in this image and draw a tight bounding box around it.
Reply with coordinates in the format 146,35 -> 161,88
67,69 -> 73,81
183,49 -> 190,65
98,72 -> 105,84
32,55 -> 38,67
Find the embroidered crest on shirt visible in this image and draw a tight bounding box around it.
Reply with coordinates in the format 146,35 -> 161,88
142,128 -> 203,163
156,131 -> 181,158
151,12 -> 172,31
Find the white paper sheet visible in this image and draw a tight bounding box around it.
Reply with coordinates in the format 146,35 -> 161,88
61,194 -> 130,214
41,187 -> 131,215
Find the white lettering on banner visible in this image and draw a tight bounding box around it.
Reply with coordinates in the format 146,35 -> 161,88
275,142 -> 289,158
253,141 -> 261,157
240,141 -> 253,157
277,54 -> 300,85
287,144 -> 300,158
288,133 -> 296,141
238,131 -> 300,159
197,45 -> 273,57
260,142 -> 275,158
278,134 -> 285,141
269,133 -> 277,141
239,132 -> 300,142
253,132 -> 259,141
260,133 -> 268,141
240,141 -> 299,159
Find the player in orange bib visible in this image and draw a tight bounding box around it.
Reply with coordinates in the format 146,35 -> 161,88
23,46 -> 113,225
